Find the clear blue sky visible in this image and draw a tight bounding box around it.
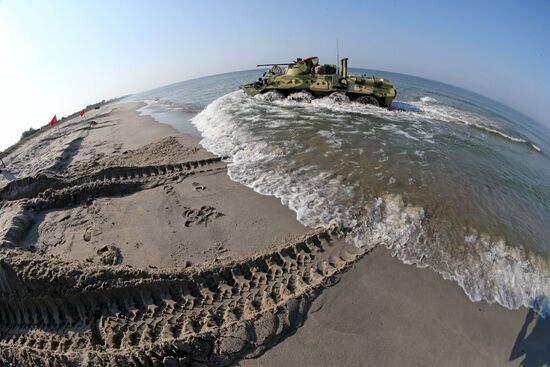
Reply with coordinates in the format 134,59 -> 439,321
1,0 -> 549,150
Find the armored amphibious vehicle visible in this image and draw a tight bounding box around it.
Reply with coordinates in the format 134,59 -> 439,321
240,56 -> 396,107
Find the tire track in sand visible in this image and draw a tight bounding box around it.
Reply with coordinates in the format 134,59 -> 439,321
0,157 -> 226,202
0,158 -> 226,249
0,229 -> 366,366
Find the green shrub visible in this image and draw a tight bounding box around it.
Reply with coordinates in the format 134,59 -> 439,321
21,127 -> 38,139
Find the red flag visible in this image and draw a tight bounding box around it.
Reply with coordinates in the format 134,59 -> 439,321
50,115 -> 58,127
80,109 -> 85,117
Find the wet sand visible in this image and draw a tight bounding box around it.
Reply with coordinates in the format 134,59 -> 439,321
0,102 -> 545,366
241,247 -> 548,367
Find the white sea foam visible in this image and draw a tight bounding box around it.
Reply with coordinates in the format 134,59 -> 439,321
257,92 -> 540,152
420,96 -> 438,103
415,97 -> 541,151
390,227 -> 550,315
380,124 -> 420,141
255,90 -> 284,102
191,91 -> 550,316
317,130 -> 345,148
285,91 -> 314,103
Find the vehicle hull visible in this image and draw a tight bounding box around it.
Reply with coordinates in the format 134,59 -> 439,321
240,57 -> 397,108
241,74 -> 396,107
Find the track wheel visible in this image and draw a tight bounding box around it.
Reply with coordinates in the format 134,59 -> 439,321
356,96 -> 380,107
328,92 -> 350,103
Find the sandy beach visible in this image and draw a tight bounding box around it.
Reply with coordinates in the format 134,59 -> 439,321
0,102 -> 545,366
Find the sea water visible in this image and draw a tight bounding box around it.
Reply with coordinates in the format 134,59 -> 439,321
125,68 -> 550,315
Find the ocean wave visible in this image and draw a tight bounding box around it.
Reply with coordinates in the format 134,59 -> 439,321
420,96 -> 438,103
471,123 -> 542,151
252,92 -> 541,152
389,101 -> 423,112
390,225 -> 550,316
139,98 -> 204,114
415,97 -> 541,152
191,91 -> 550,317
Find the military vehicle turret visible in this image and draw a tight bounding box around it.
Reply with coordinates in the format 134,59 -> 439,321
240,56 -> 396,107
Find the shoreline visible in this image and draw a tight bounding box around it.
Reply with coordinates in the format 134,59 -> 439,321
241,246 -> 543,367
0,102 -> 543,366
136,101 -> 546,366
189,90 -> 550,320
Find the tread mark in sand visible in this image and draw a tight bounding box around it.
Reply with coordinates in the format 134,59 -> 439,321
0,229 -> 367,366
0,156 -> 227,202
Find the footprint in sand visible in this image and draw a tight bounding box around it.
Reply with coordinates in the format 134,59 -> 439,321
112,143 -> 123,153
96,244 -> 122,265
183,206 -> 223,227
192,182 -> 207,192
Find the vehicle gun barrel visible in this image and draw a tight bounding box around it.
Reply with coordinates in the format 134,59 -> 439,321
256,63 -> 294,67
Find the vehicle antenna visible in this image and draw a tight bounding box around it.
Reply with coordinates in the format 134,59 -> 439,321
336,38 -> 340,74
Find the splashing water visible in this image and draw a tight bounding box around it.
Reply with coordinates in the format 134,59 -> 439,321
128,69 -> 550,316
191,89 -> 550,315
